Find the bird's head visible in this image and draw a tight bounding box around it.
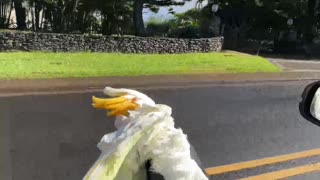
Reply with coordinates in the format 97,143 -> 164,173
92,87 -> 156,117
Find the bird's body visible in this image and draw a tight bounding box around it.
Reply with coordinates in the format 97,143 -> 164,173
84,87 -> 208,180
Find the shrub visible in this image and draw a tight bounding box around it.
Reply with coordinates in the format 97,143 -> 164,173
146,18 -> 170,36
146,9 -> 202,38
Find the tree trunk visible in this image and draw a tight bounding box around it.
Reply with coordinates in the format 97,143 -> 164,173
306,0 -> 316,43
133,0 -> 146,36
6,1 -> 14,28
13,0 -> 27,30
35,3 -> 41,31
0,2 -> 8,28
101,14 -> 112,35
30,6 -> 35,31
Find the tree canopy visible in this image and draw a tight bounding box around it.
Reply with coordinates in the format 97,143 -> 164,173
0,0 -> 192,35
1,0 -> 320,46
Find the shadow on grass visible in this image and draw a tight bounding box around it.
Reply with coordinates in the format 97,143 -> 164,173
238,50 -> 320,61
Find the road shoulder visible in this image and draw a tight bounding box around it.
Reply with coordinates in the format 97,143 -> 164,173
0,72 -> 320,95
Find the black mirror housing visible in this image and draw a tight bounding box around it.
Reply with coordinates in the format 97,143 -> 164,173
299,81 -> 320,126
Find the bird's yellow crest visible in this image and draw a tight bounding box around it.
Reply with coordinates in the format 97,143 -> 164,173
92,95 -> 139,117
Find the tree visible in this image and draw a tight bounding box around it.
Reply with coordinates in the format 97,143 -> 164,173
96,0 -> 134,35
133,0 -> 191,36
13,0 -> 27,30
306,0 -> 317,43
168,9 -> 202,38
0,0 -> 13,28
19,0 -> 78,32
133,0 -> 145,35
199,0 -> 320,49
27,0 -> 47,31
146,9 -> 203,38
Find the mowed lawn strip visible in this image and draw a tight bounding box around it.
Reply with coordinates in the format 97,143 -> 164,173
0,52 -> 280,79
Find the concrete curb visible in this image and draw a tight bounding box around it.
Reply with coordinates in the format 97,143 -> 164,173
0,72 -> 320,95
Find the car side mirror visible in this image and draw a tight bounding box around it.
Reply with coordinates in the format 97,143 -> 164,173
300,81 -> 320,126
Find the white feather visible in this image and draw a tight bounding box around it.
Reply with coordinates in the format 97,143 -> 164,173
85,88 -> 208,180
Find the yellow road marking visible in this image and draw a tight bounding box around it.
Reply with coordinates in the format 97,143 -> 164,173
205,149 -> 320,176
242,162 -> 320,180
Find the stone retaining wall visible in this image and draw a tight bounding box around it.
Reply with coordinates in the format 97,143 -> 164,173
0,32 -> 223,53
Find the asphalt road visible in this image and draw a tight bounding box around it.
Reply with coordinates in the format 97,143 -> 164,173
270,59 -> 320,72
2,80 -> 320,180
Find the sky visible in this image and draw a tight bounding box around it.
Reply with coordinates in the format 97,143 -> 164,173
143,0 -> 208,21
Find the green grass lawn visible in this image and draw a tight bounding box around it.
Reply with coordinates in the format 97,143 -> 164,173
0,52 -> 280,79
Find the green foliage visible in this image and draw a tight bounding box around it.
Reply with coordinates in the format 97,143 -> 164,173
146,17 -> 170,36
5,0 -> 320,41
203,0 -> 320,41
146,9 -> 202,38
98,0 -> 134,35
4,0 -> 195,35
168,9 -> 202,38
170,9 -> 201,29
0,0 -> 11,28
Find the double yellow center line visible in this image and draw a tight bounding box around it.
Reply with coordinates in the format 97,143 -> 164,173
205,148 -> 320,179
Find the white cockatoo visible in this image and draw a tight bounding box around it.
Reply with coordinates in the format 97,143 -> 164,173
83,87 -> 208,180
